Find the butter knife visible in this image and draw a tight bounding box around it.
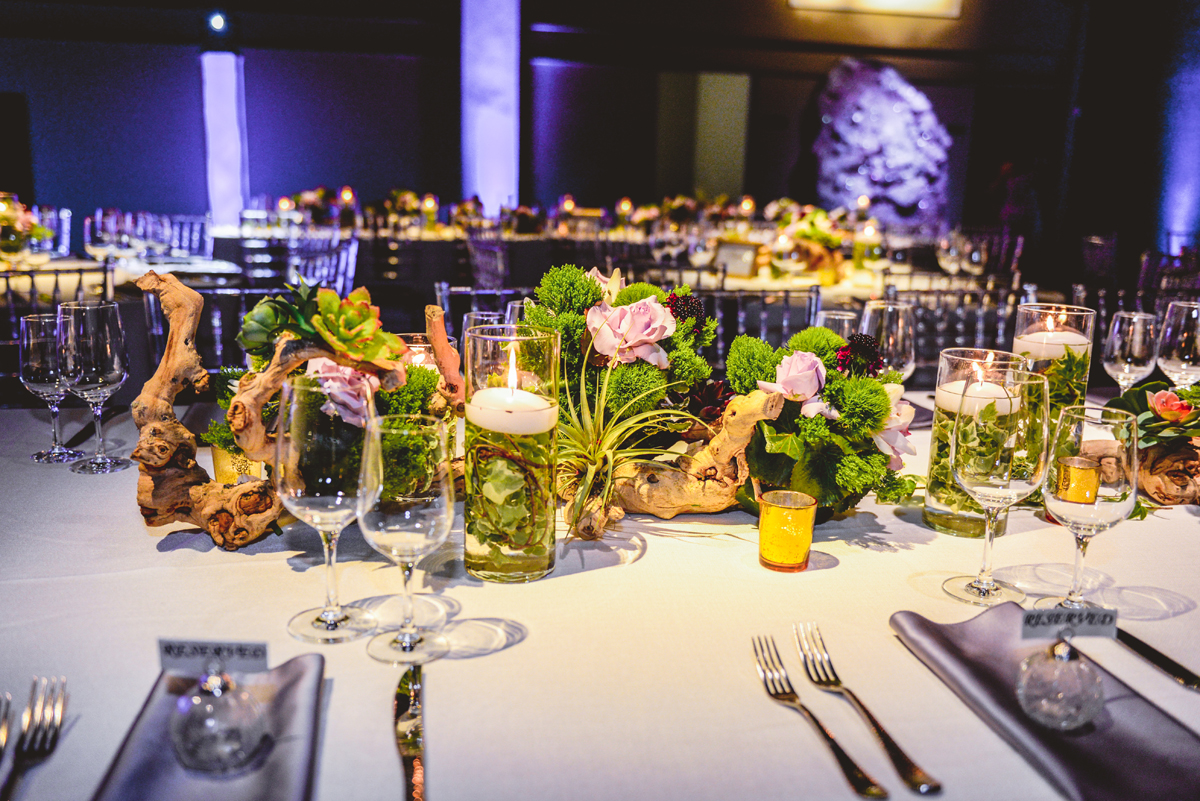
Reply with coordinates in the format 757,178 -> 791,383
1117,627 -> 1200,691
394,666 -> 425,799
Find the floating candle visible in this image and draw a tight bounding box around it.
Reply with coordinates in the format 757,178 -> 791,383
465,387 -> 557,435
1012,330 -> 1091,362
934,379 -> 1018,416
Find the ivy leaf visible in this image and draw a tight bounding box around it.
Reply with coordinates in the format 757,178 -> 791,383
482,459 -> 525,506
762,422 -> 807,461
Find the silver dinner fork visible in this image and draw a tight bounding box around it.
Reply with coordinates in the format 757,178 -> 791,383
795,623 -> 941,795
0,693 -> 10,759
0,677 -> 67,801
752,635 -> 888,799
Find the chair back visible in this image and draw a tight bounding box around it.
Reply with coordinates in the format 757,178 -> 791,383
288,236 -> 358,298
143,287 -> 278,374
888,281 -> 1029,370
692,286 -> 821,370
434,282 -> 535,339
465,228 -> 507,290
171,214 -> 213,258
1,261 -> 114,377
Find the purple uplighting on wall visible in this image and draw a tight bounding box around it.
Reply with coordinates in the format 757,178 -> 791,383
201,51 -> 248,227
461,0 -> 519,215
1157,22 -> 1200,254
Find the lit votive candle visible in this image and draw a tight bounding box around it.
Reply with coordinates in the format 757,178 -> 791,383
1012,330 -> 1091,362
934,379 -> 1018,416
759,490 -> 817,572
465,387 -> 557,436
1054,456 -> 1101,503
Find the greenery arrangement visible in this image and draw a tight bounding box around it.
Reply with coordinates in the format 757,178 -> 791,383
1105,382 -> 1200,449
0,198 -> 53,259
726,330 -> 916,517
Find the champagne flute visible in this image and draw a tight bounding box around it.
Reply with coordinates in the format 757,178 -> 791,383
1157,301 -> 1200,390
860,300 -> 917,381
19,314 -> 85,463
356,414 -> 455,664
57,301 -> 132,474
1103,311 -> 1157,394
274,376 -> 377,644
462,310 -> 504,339
944,370 -> 1049,605
1036,406 -> 1138,608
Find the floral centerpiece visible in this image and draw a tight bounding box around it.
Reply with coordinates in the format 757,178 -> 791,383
726,331 -> 917,519
0,195 -> 52,267
1106,383 -> 1200,506
290,186 -> 341,226
766,203 -> 846,279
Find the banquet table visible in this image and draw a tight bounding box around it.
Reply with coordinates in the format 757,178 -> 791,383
1,400 -> 1199,801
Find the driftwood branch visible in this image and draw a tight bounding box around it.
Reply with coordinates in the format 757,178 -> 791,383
424,304 -> 465,416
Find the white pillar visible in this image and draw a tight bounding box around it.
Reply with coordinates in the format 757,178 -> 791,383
462,0 -> 520,216
200,51 -> 249,227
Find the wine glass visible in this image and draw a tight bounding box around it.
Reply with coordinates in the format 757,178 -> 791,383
1103,311 -> 1157,394
814,310 -> 858,341
944,370 -> 1050,605
1157,301 -> 1200,390
274,376 -> 377,644
19,314 -> 85,463
356,414 -> 455,664
57,301 -> 132,474
505,299 -> 527,323
1035,406 -> 1138,609
462,311 -> 504,339
860,300 -> 917,381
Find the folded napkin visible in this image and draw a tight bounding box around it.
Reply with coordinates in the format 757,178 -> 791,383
890,603 -> 1200,801
92,654 -> 324,801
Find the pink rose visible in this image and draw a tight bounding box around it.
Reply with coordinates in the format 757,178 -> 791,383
305,357 -> 379,428
872,383 -> 917,470
1148,390 -> 1193,422
586,296 -> 676,369
585,267 -> 625,304
757,351 -> 826,402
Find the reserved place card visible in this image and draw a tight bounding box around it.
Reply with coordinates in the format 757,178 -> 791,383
1020,608 -> 1118,640
159,639 -> 270,675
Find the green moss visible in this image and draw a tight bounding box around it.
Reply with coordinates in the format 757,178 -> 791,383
786,326 -> 846,371
613,282 -> 667,306
726,336 -> 782,395
827,376 -> 891,440
605,362 -> 668,418
534,264 -> 603,315
375,365 -> 441,416
668,345 -> 712,392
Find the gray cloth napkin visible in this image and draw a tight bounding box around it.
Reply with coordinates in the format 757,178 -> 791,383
890,603 -> 1200,801
92,653 -> 324,801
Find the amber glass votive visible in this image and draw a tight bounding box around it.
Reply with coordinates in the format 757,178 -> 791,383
759,491 -> 818,572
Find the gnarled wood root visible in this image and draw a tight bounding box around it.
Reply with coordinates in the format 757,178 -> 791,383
612,390 -> 785,520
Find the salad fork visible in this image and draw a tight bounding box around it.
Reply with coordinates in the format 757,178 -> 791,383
0,677 -> 67,801
795,623 -> 941,795
752,635 -> 888,799
0,693 -> 10,758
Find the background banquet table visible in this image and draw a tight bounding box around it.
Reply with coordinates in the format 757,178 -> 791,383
1,400 -> 1198,800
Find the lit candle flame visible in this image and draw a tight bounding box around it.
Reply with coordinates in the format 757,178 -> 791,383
863,224 -> 875,237
278,197 -> 294,211
617,197 -> 632,215
740,195 -> 756,214
857,195 -> 871,210
422,194 -> 438,212
339,186 -> 354,204
1047,315 -> 1057,333
561,195 -> 575,213
507,345 -> 518,394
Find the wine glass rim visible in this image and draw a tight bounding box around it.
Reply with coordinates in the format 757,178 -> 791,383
1056,404 -> 1137,421
464,323 -> 558,343
1016,302 -> 1095,316
863,299 -> 915,308
1110,310 -> 1157,319
368,413 -> 445,430
58,300 -> 116,308
1165,300 -> 1200,310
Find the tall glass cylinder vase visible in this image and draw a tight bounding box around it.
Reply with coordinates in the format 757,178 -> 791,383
463,324 -> 560,582
1012,304 -> 1095,427
924,348 -> 1026,537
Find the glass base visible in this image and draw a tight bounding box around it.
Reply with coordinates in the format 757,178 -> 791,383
288,605 -> 376,644
365,629 -> 448,665
32,446 -> 86,463
1033,596 -> 1099,610
71,455 -> 133,474
943,575 -> 1026,606
370,594 -> 450,632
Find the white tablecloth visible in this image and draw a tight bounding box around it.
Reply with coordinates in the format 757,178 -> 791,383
1,404 -> 1198,800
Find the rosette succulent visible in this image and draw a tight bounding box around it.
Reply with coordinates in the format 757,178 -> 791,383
236,282 -> 321,358
310,287 -> 402,362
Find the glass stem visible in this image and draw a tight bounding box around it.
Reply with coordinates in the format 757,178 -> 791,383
47,400 -> 63,449
90,403 -> 106,459
973,506 -> 1002,592
394,562 -> 420,650
1066,533 -> 1091,607
318,529 -> 346,626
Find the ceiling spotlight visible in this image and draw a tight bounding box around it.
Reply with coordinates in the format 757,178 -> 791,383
208,12 -> 227,32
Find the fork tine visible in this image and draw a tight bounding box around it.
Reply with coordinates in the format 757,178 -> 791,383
811,624 -> 841,685
793,622 -> 821,684
49,677 -> 66,746
0,692 -> 9,754
765,636 -> 795,695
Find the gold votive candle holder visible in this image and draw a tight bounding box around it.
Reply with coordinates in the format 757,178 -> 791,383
759,491 -> 817,572
1054,456 -> 1101,503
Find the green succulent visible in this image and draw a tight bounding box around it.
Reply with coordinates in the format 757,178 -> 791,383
236,281 -> 321,358
310,286 -> 402,362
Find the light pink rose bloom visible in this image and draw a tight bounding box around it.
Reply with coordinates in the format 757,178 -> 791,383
305,357 -> 379,428
758,351 -> 826,402
872,383 -> 917,470
586,296 -> 676,369
585,267 -> 625,304
1148,389 -> 1193,422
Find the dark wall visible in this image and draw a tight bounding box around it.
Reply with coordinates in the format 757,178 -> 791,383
529,59 -> 657,209
0,38 -> 208,250
243,49 -> 460,206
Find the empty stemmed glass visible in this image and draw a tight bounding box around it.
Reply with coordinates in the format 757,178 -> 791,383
860,300 -> 917,381
814,310 -> 857,341
57,301 -> 132,474
1036,406 -> 1138,609
274,377 -> 377,644
19,314 -> 85,463
1103,311 -> 1157,394
944,369 -> 1049,606
356,414 -> 455,664
1157,301 -> 1200,390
